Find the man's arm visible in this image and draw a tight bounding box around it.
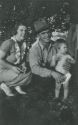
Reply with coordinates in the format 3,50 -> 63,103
29,48 -> 52,77
29,47 -> 64,81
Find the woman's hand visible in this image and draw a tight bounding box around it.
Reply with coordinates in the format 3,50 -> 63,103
12,66 -> 21,74
21,63 -> 27,72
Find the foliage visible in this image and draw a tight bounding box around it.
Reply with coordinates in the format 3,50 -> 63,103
0,0 -> 71,45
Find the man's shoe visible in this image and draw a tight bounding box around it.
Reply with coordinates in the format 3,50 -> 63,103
15,86 -> 26,94
0,83 -> 14,96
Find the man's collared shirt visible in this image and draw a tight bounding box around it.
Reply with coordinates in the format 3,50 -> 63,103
29,39 -> 56,77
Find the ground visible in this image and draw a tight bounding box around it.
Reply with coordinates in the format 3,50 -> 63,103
0,67 -> 78,125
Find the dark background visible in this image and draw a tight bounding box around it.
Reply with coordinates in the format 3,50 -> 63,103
0,0 -> 77,41
0,0 -> 78,26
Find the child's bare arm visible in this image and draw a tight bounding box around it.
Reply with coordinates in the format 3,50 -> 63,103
67,55 -> 75,64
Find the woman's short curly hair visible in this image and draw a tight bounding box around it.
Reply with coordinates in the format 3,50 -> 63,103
12,22 -> 27,36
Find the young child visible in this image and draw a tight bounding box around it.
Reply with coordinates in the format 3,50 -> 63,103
53,39 -> 75,101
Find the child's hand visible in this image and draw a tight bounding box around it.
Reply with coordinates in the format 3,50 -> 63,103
67,58 -> 75,64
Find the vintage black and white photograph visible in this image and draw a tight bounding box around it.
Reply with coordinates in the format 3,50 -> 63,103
0,0 -> 78,125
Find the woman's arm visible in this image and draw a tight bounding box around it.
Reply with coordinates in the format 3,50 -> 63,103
0,40 -> 20,74
0,50 -> 20,74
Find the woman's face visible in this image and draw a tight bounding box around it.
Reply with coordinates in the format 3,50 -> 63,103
17,25 -> 26,41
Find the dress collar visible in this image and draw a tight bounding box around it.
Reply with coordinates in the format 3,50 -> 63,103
11,36 -> 17,42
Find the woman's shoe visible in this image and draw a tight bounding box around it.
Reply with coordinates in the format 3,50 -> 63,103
15,86 -> 26,94
0,83 -> 14,96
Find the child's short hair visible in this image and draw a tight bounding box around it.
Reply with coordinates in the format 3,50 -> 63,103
56,39 -> 67,49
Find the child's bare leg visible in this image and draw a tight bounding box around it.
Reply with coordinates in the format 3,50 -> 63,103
63,73 -> 71,100
63,81 -> 69,99
55,82 -> 61,98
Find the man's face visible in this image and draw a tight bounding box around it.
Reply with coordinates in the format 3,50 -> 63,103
17,25 -> 26,41
39,30 -> 51,43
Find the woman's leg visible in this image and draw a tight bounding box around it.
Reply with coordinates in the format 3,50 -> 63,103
15,86 -> 26,94
0,69 -> 31,95
6,72 -> 32,94
0,83 -> 14,96
14,75 -> 32,94
0,70 -> 18,83
0,70 -> 18,96
6,71 -> 32,87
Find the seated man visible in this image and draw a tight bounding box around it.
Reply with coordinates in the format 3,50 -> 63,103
29,19 -> 65,97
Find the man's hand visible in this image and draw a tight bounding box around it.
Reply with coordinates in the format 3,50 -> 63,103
51,71 -> 65,83
63,59 -> 71,71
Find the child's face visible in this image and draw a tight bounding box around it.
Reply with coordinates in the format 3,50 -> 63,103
59,43 -> 67,54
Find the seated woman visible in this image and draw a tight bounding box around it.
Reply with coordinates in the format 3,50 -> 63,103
0,22 -> 32,96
